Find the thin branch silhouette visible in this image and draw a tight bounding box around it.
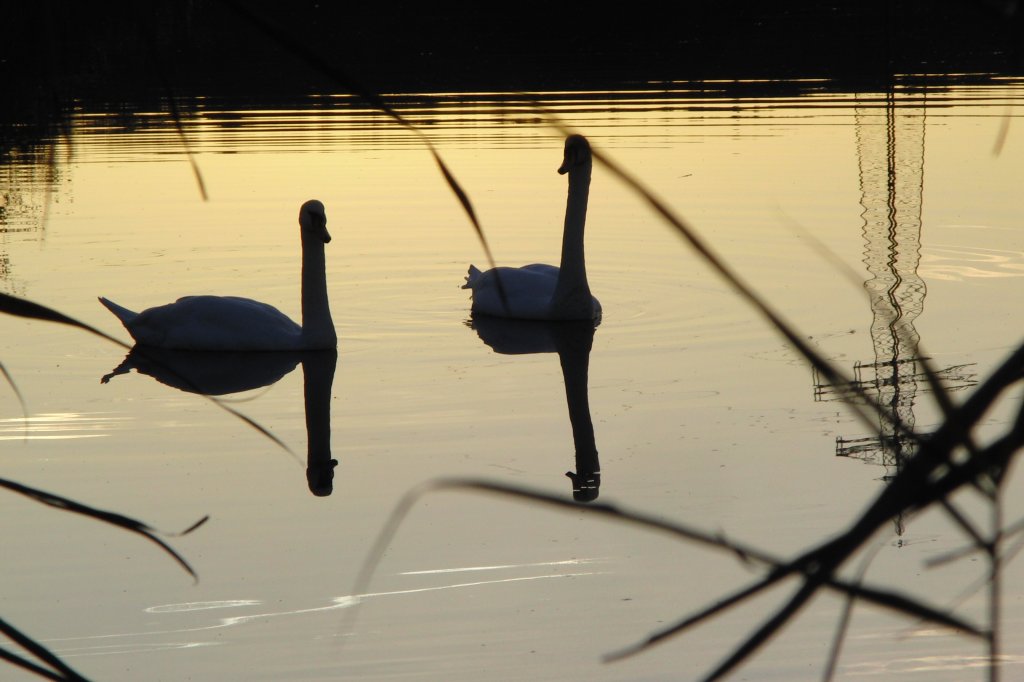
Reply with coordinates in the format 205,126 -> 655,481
216,0 -> 508,309
348,479 -> 986,663
0,478 -> 207,581
0,617 -> 89,681
136,13 -> 208,201
0,292 -> 293,455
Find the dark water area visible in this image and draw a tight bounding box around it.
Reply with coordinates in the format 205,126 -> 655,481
4,1 -> 1023,108
4,0 -> 1023,164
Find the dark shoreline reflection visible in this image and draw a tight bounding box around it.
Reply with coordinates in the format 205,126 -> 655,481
101,347 -> 338,496
468,317 -> 601,502
6,4 -> 1022,101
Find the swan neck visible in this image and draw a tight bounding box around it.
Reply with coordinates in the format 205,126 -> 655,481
301,234 -> 336,348
554,165 -> 592,302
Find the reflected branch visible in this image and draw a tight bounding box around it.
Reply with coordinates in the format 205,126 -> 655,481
0,358 -> 28,426
136,13 -> 208,201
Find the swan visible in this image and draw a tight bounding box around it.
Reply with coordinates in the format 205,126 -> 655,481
463,134 -> 601,321
99,199 -> 336,351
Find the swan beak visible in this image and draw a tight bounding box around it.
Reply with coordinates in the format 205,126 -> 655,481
318,218 -> 332,244
558,157 -> 571,175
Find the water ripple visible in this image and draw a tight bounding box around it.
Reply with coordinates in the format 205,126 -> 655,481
45,567 -> 603,658
0,412 -> 127,441
920,245 -> 1024,281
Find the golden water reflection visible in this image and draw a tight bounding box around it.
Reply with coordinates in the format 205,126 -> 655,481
0,413 -> 123,441
2,78 -> 1024,680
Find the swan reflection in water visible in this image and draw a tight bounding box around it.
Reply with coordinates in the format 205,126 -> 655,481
101,348 -> 338,496
468,317 -> 601,501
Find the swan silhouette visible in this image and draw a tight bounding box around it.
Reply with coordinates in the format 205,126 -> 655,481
99,200 -> 336,351
463,135 -> 601,321
101,348 -> 339,496
470,317 -> 601,501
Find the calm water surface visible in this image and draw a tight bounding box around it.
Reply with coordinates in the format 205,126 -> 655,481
3,78 -> 1024,680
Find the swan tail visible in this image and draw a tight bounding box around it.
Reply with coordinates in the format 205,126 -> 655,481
462,264 -> 482,289
98,297 -> 138,326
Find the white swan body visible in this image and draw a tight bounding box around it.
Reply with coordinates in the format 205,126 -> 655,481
463,135 -> 601,321
99,200 -> 336,351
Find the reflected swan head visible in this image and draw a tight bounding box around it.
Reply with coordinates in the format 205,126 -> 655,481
566,469 -> 601,502
558,134 -> 592,175
307,458 -> 338,497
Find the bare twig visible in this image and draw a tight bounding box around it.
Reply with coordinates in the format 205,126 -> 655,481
0,293 -> 294,455
0,478 -> 207,581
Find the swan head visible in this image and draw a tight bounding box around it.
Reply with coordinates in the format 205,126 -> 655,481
300,199 -> 331,244
558,134 -> 592,175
